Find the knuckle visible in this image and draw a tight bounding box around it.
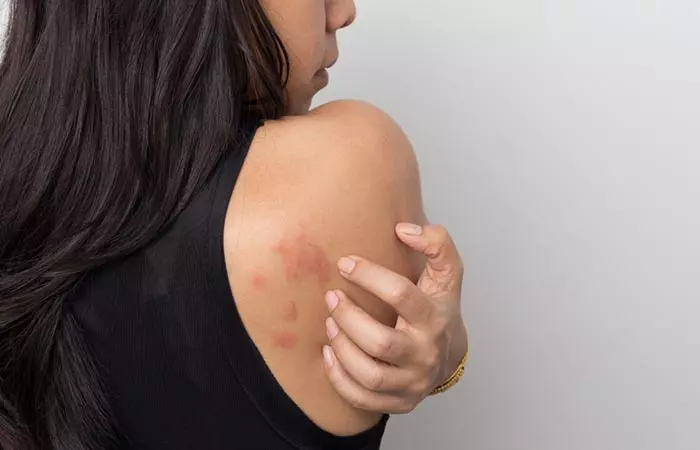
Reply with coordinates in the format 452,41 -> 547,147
364,367 -> 386,391
371,332 -> 396,359
390,283 -> 412,307
407,377 -> 429,397
416,378 -> 433,396
422,345 -> 441,369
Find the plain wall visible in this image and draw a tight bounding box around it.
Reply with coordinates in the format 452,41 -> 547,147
2,1 -> 698,449
316,1 -> 700,449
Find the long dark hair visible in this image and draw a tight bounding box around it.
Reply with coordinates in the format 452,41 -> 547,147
0,1 -> 289,448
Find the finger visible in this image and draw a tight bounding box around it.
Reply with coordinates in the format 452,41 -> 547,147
326,290 -> 410,364
395,223 -> 464,276
335,257 -> 433,326
322,345 -> 418,414
325,316 -> 414,392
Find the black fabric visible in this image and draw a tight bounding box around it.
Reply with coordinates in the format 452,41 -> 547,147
69,122 -> 389,450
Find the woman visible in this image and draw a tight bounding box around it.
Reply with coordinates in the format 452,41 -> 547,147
0,0 -> 468,449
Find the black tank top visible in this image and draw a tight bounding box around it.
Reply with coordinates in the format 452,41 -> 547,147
69,121 -> 389,450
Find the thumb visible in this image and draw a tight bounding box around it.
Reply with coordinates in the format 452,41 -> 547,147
395,223 -> 464,277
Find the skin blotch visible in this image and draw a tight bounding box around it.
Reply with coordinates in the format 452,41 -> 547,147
250,270 -> 268,290
273,232 -> 332,284
271,331 -> 298,350
281,300 -> 298,322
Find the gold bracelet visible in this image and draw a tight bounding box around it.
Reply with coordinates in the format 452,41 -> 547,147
429,346 -> 468,396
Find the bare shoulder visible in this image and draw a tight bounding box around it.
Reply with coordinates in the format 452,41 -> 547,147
305,99 -> 413,147
229,99 -> 425,258
297,98 -> 411,146
255,99 -> 418,179
222,100 -> 426,436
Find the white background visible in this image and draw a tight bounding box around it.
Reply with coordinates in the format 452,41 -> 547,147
2,1 -> 699,449
316,1 -> 700,449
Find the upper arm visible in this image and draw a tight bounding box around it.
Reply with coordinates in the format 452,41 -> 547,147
223,100 -> 427,435
287,100 -> 427,324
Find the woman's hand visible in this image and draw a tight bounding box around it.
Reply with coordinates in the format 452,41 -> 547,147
322,223 -> 468,414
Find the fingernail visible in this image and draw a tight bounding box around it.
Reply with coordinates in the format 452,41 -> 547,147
326,317 -> 339,340
323,345 -> 335,368
397,223 -> 423,236
325,290 -> 339,311
337,257 -> 356,275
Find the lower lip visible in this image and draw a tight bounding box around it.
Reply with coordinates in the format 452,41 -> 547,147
315,69 -> 329,87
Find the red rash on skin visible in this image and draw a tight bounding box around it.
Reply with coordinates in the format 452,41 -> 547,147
271,331 -> 298,350
264,232 -> 329,348
273,233 -> 332,284
250,271 -> 268,290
